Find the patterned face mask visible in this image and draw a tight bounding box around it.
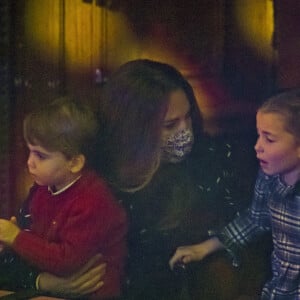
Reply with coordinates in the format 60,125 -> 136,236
161,129 -> 194,163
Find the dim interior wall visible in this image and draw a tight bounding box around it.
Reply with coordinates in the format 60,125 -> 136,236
275,0 -> 300,88
8,0 -> 296,215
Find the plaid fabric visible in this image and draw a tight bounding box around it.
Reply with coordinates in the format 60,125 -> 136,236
219,170 -> 300,299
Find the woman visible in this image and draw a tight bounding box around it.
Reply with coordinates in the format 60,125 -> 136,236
93,59 -> 264,299
6,60 -> 266,299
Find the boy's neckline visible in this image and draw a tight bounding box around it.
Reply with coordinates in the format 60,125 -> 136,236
48,175 -> 82,195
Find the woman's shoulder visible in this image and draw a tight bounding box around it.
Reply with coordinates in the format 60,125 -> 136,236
193,133 -> 255,156
191,133 -> 257,171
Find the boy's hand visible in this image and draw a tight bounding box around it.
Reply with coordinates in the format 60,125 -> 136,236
169,237 -> 224,270
10,216 -> 17,224
0,218 -> 21,246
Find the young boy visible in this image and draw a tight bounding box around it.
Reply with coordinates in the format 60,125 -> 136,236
169,89 -> 300,299
0,97 -> 127,299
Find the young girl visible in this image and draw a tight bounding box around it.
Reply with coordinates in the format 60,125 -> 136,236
170,88 -> 300,299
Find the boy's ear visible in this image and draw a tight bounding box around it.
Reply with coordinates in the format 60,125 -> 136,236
69,154 -> 85,173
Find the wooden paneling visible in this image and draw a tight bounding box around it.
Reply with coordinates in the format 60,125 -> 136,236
275,0 -> 300,88
0,0 -> 12,217
6,0 -> 300,212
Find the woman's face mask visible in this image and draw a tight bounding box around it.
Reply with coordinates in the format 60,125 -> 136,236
161,89 -> 194,163
161,129 -> 194,163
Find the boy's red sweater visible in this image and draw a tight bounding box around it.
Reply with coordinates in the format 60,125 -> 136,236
13,170 -> 128,299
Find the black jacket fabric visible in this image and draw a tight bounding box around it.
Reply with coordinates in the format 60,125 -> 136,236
120,135 -> 259,300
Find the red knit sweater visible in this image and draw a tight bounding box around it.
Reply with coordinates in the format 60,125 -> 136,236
13,170 -> 128,299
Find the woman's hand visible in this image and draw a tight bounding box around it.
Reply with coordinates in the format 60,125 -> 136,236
169,237 -> 224,269
38,254 -> 106,298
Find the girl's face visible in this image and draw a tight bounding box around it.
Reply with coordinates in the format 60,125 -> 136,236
27,143 -> 77,191
255,111 -> 300,185
160,89 -> 194,163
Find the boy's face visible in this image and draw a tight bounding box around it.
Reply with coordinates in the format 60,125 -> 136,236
255,111 -> 300,185
27,143 -> 76,191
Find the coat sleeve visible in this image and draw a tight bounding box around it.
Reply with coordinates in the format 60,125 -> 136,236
216,170 -> 272,266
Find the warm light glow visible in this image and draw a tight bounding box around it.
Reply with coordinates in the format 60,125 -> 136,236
24,0 -> 141,72
22,0 -> 270,134
234,0 -> 274,60
24,0 -> 60,62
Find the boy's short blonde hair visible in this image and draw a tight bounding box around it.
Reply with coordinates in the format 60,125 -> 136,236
259,89 -> 300,142
23,97 -> 98,163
